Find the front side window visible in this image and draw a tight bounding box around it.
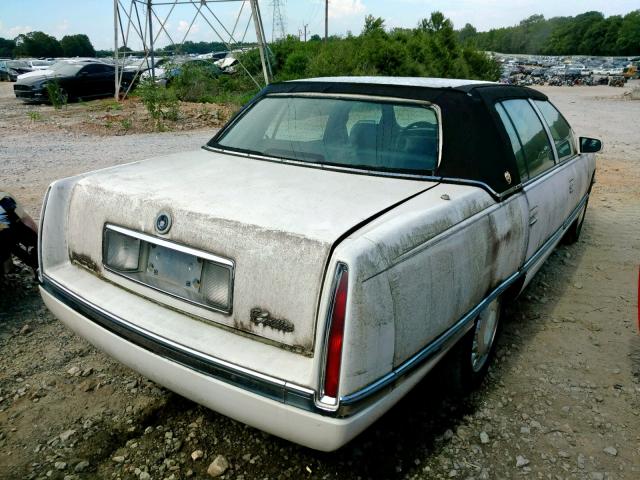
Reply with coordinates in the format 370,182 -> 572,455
534,100 -> 576,161
499,99 -> 555,178
213,95 -> 439,174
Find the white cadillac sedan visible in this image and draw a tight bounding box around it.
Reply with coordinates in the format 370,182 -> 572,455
38,77 -> 601,451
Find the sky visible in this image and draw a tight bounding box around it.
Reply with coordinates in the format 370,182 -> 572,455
0,0 -> 638,50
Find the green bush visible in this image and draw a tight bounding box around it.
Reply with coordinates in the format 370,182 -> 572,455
149,11 -> 499,109
263,12 -> 499,82
169,62 -> 221,103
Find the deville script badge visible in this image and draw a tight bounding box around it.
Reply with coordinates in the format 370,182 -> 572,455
250,308 -> 295,333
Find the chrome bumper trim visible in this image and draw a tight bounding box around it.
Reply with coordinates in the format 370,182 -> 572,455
41,275 -> 317,413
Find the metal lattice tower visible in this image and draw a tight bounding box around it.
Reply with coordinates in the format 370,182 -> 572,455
113,0 -> 273,100
270,0 -> 286,42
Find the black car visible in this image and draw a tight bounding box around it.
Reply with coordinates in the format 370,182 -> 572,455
13,62 -> 135,103
0,60 -> 33,82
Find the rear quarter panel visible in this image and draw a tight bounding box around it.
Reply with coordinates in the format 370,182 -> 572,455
333,184 -> 529,395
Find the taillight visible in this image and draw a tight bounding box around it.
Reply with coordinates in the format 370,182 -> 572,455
323,265 -> 349,400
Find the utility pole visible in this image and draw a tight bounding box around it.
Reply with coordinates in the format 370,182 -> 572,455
114,0 -> 119,100
303,23 -> 308,42
147,0 -> 155,82
324,0 -> 328,42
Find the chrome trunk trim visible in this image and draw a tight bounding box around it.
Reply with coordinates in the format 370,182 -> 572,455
102,224 -> 235,315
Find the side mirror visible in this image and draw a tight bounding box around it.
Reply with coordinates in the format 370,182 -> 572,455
580,137 -> 602,153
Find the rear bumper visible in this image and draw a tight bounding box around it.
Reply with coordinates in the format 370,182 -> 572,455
40,276 -> 424,451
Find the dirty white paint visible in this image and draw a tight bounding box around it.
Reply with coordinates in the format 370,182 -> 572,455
45,149 -> 434,356
329,184 -> 529,394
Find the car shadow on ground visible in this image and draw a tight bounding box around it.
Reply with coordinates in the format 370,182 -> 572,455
0,266 -> 40,331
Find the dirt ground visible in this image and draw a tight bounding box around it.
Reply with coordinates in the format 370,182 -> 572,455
1,80 -> 639,480
0,81 -> 233,138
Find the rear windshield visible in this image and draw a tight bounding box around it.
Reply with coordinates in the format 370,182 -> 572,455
212,95 -> 440,174
52,63 -> 84,76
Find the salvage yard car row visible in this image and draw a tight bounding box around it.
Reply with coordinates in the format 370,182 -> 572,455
9,54 -> 238,103
38,76 -> 602,451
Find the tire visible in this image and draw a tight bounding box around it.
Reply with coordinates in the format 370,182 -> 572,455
448,296 -> 502,393
562,198 -> 588,245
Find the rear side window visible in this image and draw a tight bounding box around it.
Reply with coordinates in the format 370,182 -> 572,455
498,99 -> 555,178
534,100 -> 575,160
495,103 -> 528,182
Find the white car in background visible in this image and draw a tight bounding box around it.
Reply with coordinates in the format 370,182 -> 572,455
26,59 -> 54,71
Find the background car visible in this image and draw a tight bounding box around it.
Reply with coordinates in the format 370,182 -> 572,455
0,60 -> 33,82
140,58 -> 222,86
25,59 -> 54,71
13,61 -> 136,103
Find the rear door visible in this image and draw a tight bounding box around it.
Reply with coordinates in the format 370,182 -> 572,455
495,98 -> 568,261
532,99 -> 590,217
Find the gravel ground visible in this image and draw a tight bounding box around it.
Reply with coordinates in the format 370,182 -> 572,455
1,81 -> 639,480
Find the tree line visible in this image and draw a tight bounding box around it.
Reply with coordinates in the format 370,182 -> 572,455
1,9 -> 638,61
0,32 -> 237,59
458,10 -> 640,56
0,32 -> 97,58
240,12 -> 500,82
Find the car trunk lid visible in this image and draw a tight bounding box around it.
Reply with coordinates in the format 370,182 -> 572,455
65,149 -> 436,353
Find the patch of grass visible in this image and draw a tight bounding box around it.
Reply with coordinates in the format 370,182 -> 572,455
27,111 -> 41,121
120,118 -> 132,131
104,100 -> 123,112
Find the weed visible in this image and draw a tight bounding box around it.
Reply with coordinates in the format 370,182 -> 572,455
45,81 -> 68,109
27,111 -> 41,121
135,79 -> 179,129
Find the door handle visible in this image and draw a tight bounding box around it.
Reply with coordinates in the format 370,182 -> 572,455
529,205 -> 538,226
